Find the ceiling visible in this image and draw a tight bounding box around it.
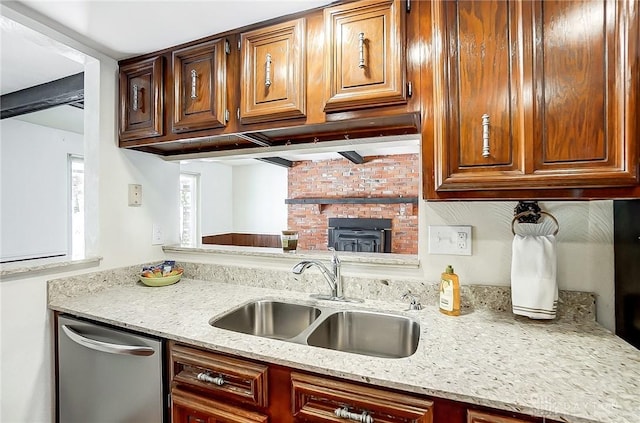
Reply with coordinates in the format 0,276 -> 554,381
17,0 -> 333,60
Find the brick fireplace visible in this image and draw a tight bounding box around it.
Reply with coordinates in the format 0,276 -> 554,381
287,154 -> 418,254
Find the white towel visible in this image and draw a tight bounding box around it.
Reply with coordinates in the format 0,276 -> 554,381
510,234 -> 558,319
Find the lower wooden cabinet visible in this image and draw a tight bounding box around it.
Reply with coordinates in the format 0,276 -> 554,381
467,410 -> 532,423
172,388 -> 268,423
291,372 -> 433,422
169,342 -> 559,423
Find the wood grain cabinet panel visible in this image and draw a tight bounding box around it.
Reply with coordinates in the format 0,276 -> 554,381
291,372 -> 433,422
172,39 -> 228,133
467,410 -> 533,423
119,56 -> 164,141
240,18 -> 306,124
170,343 -> 268,409
428,0 -> 639,194
172,388 -> 268,423
323,0 -> 407,112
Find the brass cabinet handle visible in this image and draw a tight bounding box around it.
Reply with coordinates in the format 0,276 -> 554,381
335,407 -> 374,423
358,32 -> 365,69
482,113 -> 490,158
265,53 -> 272,88
190,69 -> 197,99
132,84 -> 139,111
196,372 -> 225,386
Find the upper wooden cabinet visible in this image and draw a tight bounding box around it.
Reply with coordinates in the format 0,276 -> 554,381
323,0 -> 407,112
118,56 -> 164,141
172,39 -> 228,133
428,0 -> 639,194
240,18 -> 306,124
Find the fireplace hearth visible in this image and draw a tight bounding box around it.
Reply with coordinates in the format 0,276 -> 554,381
328,218 -> 392,253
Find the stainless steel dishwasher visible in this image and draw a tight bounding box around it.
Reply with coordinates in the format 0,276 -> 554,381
57,314 -> 165,423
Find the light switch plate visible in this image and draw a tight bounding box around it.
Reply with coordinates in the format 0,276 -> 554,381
151,224 -> 164,245
428,225 -> 472,255
128,184 -> 142,207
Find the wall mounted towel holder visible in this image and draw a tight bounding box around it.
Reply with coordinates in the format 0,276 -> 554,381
512,201 -> 559,235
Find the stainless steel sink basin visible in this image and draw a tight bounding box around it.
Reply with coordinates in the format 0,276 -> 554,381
210,300 -> 321,340
211,299 -> 420,358
306,310 -> 420,358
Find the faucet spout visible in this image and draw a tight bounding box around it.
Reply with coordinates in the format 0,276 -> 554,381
291,248 -> 344,299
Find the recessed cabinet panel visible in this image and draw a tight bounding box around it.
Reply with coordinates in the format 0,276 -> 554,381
429,0 -> 638,193
324,0 -> 406,112
173,39 -> 227,133
119,56 -> 164,141
240,18 -> 306,124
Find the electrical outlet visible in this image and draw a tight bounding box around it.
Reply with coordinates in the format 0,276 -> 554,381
151,224 -> 164,245
428,225 -> 472,255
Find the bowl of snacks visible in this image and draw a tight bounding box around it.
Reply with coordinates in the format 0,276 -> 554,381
140,261 -> 184,287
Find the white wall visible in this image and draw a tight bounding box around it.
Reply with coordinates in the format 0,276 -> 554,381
232,162 -> 288,234
180,161 -> 233,236
0,11 -> 180,422
0,119 -> 84,261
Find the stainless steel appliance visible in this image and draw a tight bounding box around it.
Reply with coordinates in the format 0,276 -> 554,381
57,315 -> 165,422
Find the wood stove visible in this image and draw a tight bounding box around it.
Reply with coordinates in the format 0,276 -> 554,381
328,218 -> 392,253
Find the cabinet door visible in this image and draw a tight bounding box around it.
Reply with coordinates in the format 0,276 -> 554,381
291,372 -> 433,423
173,39 -> 227,133
240,18 -> 306,124
530,0 -> 638,187
432,0 -> 526,191
467,410 -> 532,423
172,388 -> 268,423
119,56 -> 164,141
323,0 -> 406,112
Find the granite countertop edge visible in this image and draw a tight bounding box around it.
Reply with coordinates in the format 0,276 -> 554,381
48,278 -> 640,423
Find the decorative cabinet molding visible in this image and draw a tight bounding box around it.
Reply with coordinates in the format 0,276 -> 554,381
291,372 -> 433,422
172,39 -> 228,133
323,0 -> 407,112
428,0 -> 639,194
240,18 -> 306,124
118,56 -> 164,141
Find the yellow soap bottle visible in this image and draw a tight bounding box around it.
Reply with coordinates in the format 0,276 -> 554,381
439,265 -> 460,316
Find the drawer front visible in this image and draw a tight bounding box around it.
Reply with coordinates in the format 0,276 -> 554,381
467,410 -> 533,423
171,343 -> 268,408
291,372 -> 433,423
172,387 -> 268,423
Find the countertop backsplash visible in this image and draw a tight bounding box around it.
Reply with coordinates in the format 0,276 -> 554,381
48,260 -> 596,324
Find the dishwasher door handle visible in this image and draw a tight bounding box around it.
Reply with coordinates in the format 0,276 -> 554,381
61,325 -> 156,357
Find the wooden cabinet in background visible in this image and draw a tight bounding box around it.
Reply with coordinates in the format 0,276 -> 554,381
240,18 -> 306,124
291,372 -> 433,422
172,39 -> 228,133
323,0 -> 407,112
428,0 -> 639,194
118,56 -> 164,141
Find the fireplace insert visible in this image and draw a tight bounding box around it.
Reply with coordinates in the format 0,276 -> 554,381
328,218 -> 392,253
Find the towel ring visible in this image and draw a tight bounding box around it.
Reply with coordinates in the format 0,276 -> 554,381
511,211 -> 559,236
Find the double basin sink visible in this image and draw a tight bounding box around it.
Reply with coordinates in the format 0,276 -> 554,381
210,299 -> 420,358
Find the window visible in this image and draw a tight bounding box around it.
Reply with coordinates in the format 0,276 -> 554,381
180,172 -> 200,246
69,155 -> 84,259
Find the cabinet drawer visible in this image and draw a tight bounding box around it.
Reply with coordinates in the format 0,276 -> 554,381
467,410 -> 533,423
172,387 -> 268,423
170,343 -> 268,408
291,372 -> 433,422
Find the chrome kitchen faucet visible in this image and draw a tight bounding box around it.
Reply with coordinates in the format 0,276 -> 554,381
292,248 -> 361,302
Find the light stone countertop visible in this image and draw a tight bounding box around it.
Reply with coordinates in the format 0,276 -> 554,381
48,277 -> 640,423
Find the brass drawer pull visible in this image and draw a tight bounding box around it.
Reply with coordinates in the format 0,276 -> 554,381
196,372 -> 225,386
335,407 -> 374,423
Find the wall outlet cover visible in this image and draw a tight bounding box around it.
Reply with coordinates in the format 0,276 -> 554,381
428,225 -> 472,255
128,184 -> 142,207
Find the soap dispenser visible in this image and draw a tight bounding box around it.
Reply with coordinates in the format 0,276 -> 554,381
439,265 -> 460,316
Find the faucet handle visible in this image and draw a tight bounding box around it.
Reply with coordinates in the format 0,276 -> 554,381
401,291 -> 422,311
328,247 -> 340,265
